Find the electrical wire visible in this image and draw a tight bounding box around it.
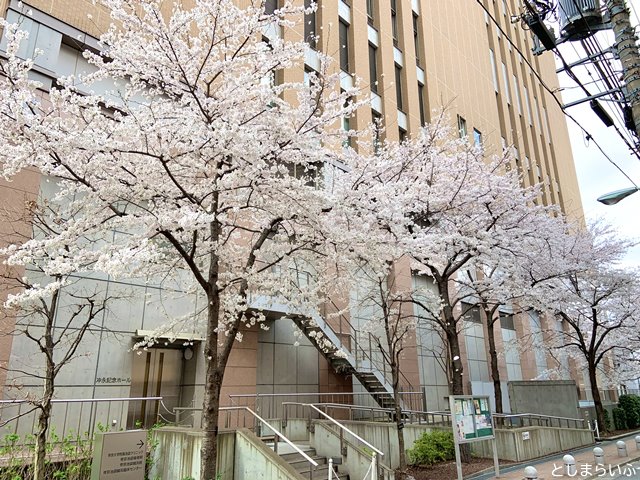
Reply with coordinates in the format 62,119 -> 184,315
475,0 -> 639,188
556,0 -> 638,151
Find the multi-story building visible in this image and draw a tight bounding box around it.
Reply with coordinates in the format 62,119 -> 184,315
0,0 -> 594,433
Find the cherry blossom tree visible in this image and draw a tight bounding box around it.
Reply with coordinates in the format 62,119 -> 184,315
0,1 -> 356,477
525,222 -> 640,433
0,197 -> 109,480
331,114 -> 555,462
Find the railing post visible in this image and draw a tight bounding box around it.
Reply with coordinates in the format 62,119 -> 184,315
370,453 -> 377,480
327,457 -> 333,480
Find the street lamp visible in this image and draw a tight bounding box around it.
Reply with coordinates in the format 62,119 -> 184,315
596,186 -> 639,205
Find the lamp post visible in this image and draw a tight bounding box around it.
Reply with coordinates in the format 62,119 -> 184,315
596,186 -> 639,205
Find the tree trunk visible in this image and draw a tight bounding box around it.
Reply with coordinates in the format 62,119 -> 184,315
589,361 -> 607,435
33,383 -> 53,480
34,295 -> 57,480
485,318 -> 503,415
439,289 -> 471,463
201,287 -> 223,480
391,363 -> 407,476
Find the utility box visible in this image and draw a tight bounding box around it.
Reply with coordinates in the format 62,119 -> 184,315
90,430 -> 147,480
558,0 -> 604,39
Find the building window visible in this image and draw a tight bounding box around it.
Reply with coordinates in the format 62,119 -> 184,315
399,127 -> 407,142
418,83 -> 427,126
413,13 -> 422,66
489,49 -> 498,93
395,64 -> 403,111
513,74 -> 522,115
304,0 -> 318,49
473,128 -> 482,147
265,0 -> 278,14
391,0 -> 399,46
457,115 -> 467,138
339,20 -> 350,73
524,85 -> 533,125
367,0 -> 375,24
369,44 -> 379,93
501,62 -> 511,104
372,110 -> 382,153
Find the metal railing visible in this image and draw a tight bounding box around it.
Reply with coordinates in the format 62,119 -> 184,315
321,300 -> 420,401
306,402 -> 452,426
0,396 -> 164,446
220,406 -> 319,479
493,412 -> 588,430
227,390 -> 424,422
283,402 -> 385,478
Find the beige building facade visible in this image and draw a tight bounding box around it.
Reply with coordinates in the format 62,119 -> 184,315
0,0 -> 594,432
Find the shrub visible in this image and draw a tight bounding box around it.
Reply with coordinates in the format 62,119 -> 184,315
618,395 -> 640,429
603,409 -> 612,431
407,430 -> 455,466
612,407 -> 628,431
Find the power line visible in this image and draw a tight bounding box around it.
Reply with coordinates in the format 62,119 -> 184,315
475,0 -> 640,188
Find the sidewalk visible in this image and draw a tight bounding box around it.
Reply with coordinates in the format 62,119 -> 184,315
470,431 -> 640,479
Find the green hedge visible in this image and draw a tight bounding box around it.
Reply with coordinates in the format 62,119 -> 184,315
612,407 -> 628,431
407,430 -> 455,466
618,395 -> 640,429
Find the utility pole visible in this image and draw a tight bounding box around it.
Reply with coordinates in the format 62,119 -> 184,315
606,0 -> 640,138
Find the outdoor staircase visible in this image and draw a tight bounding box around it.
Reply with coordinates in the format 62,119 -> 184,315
290,316 -> 398,412
265,440 -> 349,480
248,294 -> 404,412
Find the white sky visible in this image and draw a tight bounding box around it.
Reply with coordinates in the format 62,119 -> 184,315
555,0 -> 640,268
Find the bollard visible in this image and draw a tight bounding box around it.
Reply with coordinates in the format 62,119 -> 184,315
636,435 -> 640,451
617,440 -> 628,457
593,446 -> 605,465
523,465 -> 538,480
563,454 -> 576,476
327,458 -> 333,480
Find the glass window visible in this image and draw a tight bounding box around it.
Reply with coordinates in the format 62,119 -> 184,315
457,115 -> 467,138
418,84 -> 426,126
501,62 -> 511,104
265,0 -> 278,14
489,49 -> 498,92
367,0 -> 375,24
339,20 -> 350,72
304,0 -> 317,49
473,128 -> 482,147
391,0 -> 399,46
413,14 -> 422,65
395,64 -> 403,111
369,44 -> 379,93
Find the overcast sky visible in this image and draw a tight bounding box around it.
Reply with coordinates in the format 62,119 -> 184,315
555,0 -> 640,269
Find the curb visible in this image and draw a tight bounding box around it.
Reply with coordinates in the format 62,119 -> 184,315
583,454 -> 640,480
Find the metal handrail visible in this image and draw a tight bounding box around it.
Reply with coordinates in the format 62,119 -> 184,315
0,396 -> 163,404
229,391 -> 423,399
283,402 -> 384,457
493,412 -> 585,422
219,406 -> 318,468
323,299 -> 418,395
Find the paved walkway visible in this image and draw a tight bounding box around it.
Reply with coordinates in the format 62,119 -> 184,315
470,432 -> 640,480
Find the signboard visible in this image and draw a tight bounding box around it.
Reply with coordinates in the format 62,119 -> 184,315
449,395 -> 499,480
451,395 -> 494,443
90,430 -> 147,480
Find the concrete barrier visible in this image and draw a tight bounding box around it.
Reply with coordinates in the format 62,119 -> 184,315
149,427 -> 235,480
335,420 -> 594,465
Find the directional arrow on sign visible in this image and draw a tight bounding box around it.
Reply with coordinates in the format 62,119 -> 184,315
137,440 -> 144,449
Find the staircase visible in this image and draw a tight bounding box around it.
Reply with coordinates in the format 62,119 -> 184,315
290,315 -> 398,411
266,440 -> 349,480
248,294 -> 411,412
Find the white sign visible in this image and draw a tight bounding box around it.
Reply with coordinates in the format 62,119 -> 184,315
90,430 -> 147,480
522,431 -> 530,441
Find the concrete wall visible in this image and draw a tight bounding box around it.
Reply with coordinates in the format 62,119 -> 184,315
310,421 -> 395,480
508,380 -> 581,419
334,420 -> 593,467
150,427 -> 305,480
473,426 -> 594,462
150,427 -> 235,480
